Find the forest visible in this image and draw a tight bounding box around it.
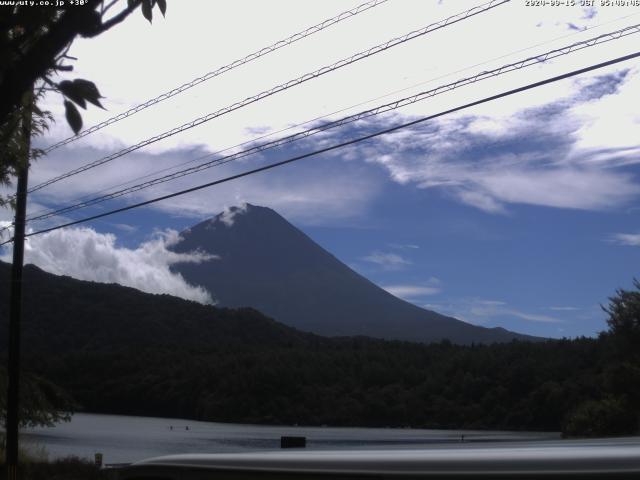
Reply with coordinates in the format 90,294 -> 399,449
1,263 -> 639,437
21,335 -> 638,437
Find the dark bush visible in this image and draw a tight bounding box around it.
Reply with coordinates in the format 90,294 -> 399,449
0,457 -> 107,480
563,396 -> 638,438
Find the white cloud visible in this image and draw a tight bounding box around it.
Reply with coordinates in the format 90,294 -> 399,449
362,251 -> 411,270
549,306 -> 580,311
470,303 -> 561,324
454,188 -> 507,214
0,227 -> 216,304
389,243 -> 420,250
358,65 -> 640,215
610,232 -> 640,246
112,223 -> 138,233
463,166 -> 637,212
430,297 -> 563,326
371,148 -> 638,214
383,283 -> 441,300
505,310 -> 562,324
219,203 -> 248,227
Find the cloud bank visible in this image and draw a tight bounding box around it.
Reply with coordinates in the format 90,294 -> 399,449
349,67 -> 640,215
0,226 -> 216,304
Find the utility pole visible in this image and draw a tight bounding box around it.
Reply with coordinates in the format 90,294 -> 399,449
5,91 -> 32,480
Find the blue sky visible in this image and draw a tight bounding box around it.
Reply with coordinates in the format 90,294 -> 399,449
1,0 -> 640,339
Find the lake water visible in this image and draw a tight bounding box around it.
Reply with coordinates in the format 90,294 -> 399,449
22,413 -> 559,465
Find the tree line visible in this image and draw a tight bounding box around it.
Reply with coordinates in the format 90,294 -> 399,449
1,263 -> 639,436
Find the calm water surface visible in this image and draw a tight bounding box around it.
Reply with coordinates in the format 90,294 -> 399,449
22,413 -> 559,465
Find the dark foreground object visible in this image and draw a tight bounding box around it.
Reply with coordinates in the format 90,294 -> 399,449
115,437 -> 640,479
281,436 -> 306,449
0,457 -> 106,480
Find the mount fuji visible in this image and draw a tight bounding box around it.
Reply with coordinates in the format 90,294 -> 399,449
172,204 -> 538,344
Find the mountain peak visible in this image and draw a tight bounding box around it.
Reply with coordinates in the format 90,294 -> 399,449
208,203 -> 281,228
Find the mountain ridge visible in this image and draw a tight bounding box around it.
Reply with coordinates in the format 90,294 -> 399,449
0,261 -> 317,355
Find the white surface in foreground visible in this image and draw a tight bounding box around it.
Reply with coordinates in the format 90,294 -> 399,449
23,413 -> 557,465
132,437 -> 640,476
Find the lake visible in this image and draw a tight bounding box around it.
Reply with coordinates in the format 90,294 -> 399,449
22,413 -> 559,465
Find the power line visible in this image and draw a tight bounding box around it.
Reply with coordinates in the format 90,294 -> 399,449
28,0 -> 510,194
3,49 -> 637,245
26,9 -> 640,221
42,0 -> 391,154
25,22 -> 640,224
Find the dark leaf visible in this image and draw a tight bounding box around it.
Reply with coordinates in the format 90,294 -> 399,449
58,80 -> 86,109
156,0 -> 166,16
141,0 -> 152,23
72,79 -> 105,109
64,100 -> 82,135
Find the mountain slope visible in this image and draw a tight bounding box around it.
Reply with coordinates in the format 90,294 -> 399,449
0,261 -> 316,355
172,204 -> 538,344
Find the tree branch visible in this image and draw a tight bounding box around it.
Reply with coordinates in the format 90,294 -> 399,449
82,0 -> 142,38
0,0 -> 142,126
